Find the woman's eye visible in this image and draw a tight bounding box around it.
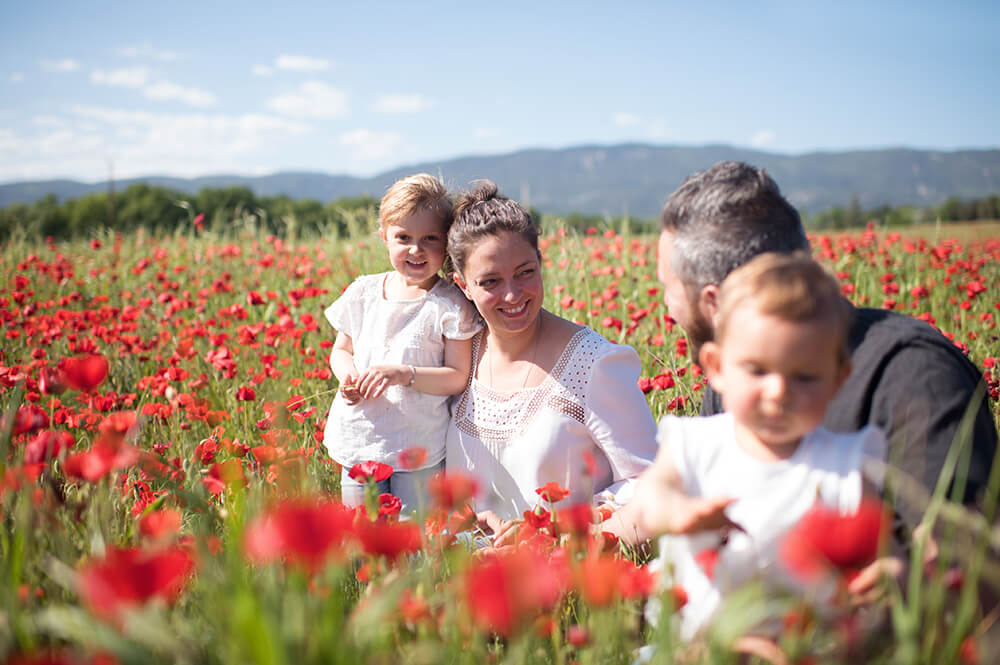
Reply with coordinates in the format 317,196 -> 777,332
518,268 -> 535,278
478,279 -> 497,288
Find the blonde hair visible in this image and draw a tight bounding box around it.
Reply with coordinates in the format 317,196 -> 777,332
716,252 -> 853,363
378,173 -> 453,231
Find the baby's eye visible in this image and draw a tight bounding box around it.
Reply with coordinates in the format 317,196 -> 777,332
794,373 -> 819,383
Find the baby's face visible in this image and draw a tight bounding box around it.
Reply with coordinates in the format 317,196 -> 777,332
706,303 -> 849,455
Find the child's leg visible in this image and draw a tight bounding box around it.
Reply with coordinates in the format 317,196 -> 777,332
339,467 -> 390,508
389,460 -> 444,516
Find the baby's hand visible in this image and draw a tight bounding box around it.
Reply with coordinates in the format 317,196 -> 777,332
357,364 -> 410,399
339,375 -> 362,405
671,495 -> 744,535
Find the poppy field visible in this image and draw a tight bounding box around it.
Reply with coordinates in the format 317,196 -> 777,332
1,219 -> 999,664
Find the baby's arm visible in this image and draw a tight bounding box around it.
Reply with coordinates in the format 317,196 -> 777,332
331,331 -> 361,404
356,336 -> 473,399
604,441 -> 741,543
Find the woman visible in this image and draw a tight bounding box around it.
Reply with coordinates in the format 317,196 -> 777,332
446,181 -> 658,546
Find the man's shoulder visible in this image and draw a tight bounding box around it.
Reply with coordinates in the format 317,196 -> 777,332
849,306 -> 964,360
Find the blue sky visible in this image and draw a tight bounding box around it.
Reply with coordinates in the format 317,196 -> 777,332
1,1 -> 997,183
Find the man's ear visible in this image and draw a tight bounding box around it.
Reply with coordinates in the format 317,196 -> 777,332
699,341 -> 725,394
697,283 -> 721,328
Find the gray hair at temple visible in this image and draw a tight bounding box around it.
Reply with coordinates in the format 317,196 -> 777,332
660,161 -> 809,299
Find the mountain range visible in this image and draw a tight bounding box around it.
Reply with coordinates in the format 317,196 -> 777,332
3,144 -> 999,218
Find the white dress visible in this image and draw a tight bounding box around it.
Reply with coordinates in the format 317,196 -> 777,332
647,413 -> 887,639
323,273 -> 481,470
446,326 -> 658,519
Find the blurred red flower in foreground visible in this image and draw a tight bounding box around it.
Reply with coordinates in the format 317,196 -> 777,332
77,545 -> 195,620
462,546 -> 567,637
427,471 -> 478,510
348,460 -> 394,483
780,499 -> 889,582
355,516 -> 422,559
139,508 -> 183,541
398,446 -> 428,470
244,497 -> 356,572
59,354 -> 109,392
24,430 -> 74,464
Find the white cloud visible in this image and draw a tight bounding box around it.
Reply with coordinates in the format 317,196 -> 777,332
10,72 -> 24,83
473,127 -> 500,139
341,129 -> 402,160
252,64 -> 274,77
275,54 -> 331,72
91,67 -> 150,88
613,112 -> 641,127
115,43 -> 178,62
266,80 -> 348,118
32,115 -> 68,127
40,59 -> 81,73
648,117 -> 668,139
143,81 -> 218,107
750,129 -> 776,148
373,94 -> 434,114
0,104 -> 311,181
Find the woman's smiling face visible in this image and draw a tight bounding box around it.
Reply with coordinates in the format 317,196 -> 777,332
455,230 -> 543,338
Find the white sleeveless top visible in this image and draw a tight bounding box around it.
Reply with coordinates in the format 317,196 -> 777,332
446,326 -> 658,519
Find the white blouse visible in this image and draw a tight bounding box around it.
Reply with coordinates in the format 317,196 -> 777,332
446,326 -> 658,520
323,273 -> 481,469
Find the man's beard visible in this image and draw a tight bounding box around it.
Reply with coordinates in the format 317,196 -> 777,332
685,305 -> 715,366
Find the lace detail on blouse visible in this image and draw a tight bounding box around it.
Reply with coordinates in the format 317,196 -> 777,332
452,328 -> 604,448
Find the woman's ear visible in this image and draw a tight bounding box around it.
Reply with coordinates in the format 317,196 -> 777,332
452,272 -> 469,297
698,341 -> 725,394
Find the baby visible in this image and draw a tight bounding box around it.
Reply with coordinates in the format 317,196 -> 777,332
629,252 -> 887,639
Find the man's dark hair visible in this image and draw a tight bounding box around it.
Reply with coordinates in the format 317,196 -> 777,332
660,161 -> 809,299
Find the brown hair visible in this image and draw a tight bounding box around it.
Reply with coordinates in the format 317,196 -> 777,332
378,173 -> 453,232
716,252 -> 853,363
447,180 -> 539,277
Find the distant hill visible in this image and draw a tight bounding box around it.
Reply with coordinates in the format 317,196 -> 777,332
2,144 -> 998,218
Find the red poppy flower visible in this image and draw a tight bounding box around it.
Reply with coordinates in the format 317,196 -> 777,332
244,497 -> 355,571
10,404 -> 49,436
398,446 -> 428,470
77,545 -> 195,620
59,354 -> 109,392
355,517 -> 421,559
348,460 -> 393,483
780,498 -> 889,582
555,503 -> 594,537
38,367 -> 67,396
63,440 -> 139,483
462,547 -> 566,637
235,386 -> 256,401
427,471 -> 478,510
377,493 -> 402,519
24,430 -> 74,464
523,506 -> 551,530
694,547 -> 720,580
139,509 -> 183,541
202,458 -> 245,495
535,481 -> 570,503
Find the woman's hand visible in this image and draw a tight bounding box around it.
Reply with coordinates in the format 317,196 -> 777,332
356,364 -> 410,399
476,510 -> 522,548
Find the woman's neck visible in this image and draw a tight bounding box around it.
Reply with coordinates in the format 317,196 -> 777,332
485,311 -> 546,361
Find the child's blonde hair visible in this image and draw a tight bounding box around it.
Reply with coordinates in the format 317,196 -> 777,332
378,173 -> 453,231
717,252 -> 853,363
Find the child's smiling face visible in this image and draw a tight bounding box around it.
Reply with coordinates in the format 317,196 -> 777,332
380,209 -> 447,290
700,300 -> 851,458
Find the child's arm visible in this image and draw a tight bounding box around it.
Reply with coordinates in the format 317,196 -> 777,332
331,331 -> 361,405
602,442 -> 741,544
355,336 -> 473,399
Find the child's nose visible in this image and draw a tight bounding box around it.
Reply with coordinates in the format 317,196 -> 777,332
763,374 -> 789,401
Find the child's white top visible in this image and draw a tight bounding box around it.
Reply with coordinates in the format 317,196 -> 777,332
647,413 -> 886,639
446,327 -> 658,519
323,272 -> 481,469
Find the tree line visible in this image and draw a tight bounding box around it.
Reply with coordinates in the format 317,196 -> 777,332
1,184 -> 997,242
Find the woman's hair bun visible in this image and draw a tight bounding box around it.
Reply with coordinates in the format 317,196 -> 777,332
454,179 -> 500,217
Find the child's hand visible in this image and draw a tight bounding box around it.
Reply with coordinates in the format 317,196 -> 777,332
671,495 -> 744,535
339,375 -> 362,405
847,556 -> 905,606
356,364 -> 410,399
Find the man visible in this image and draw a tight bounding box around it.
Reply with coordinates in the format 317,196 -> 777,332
656,160 -> 997,532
